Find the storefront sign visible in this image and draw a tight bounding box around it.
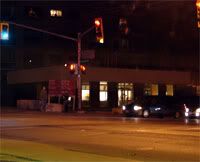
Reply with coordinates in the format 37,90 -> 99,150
49,80 -> 75,96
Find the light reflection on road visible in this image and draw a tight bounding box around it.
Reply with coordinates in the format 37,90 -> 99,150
184,118 -> 200,125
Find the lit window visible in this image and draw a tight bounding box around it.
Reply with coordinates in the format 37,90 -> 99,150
151,84 -> 158,96
197,85 -> 200,96
100,81 -> 107,101
82,83 -> 90,101
166,84 -> 174,96
50,9 -> 62,17
144,84 -> 158,96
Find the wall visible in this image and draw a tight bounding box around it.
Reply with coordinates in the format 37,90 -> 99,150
7,65 -> 193,85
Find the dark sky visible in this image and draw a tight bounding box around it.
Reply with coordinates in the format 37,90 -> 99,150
1,1 -> 199,53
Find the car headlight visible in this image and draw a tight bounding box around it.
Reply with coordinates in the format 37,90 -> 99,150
195,108 -> 200,117
122,105 -> 126,110
196,108 -> 200,113
134,105 -> 142,111
184,104 -> 189,112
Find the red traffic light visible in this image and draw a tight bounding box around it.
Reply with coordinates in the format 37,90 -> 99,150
95,19 -> 101,27
94,17 -> 104,44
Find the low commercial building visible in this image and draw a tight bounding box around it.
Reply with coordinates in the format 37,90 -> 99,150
7,65 -> 198,111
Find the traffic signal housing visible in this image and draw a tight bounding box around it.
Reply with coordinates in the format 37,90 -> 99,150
0,22 -> 9,40
94,17 -> 104,43
196,0 -> 200,28
68,64 -> 86,75
69,64 -> 76,74
80,65 -> 86,74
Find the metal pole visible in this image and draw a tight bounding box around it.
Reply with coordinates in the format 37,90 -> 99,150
9,21 -> 77,42
77,33 -> 82,111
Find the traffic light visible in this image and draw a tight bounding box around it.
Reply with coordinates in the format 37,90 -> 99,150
94,17 -> 104,43
196,0 -> 200,28
68,64 -> 86,75
0,22 -> 9,40
69,64 -> 76,74
80,65 -> 86,74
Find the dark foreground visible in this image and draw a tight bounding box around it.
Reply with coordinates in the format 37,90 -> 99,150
1,112 -> 200,162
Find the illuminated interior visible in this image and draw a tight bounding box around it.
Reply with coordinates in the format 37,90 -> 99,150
99,81 -> 107,101
82,83 -> 90,101
50,9 -> 62,17
166,84 -> 174,96
144,84 -> 158,96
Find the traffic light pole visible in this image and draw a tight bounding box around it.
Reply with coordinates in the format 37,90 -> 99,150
77,26 -> 94,111
77,33 -> 82,111
9,21 -> 95,112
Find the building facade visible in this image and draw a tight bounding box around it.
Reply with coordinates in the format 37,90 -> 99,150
1,1 -> 199,109
7,65 -> 198,110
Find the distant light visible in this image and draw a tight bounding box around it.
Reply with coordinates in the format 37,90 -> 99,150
29,59 -> 32,63
64,63 -> 67,67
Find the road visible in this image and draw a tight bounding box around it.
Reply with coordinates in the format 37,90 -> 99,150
1,112 -> 200,162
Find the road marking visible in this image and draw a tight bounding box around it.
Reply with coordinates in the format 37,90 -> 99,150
137,147 -> 154,151
2,126 -> 36,130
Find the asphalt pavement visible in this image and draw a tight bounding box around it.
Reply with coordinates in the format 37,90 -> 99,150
1,111 -> 200,162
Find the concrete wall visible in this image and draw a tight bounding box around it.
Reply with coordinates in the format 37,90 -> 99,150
8,65 -> 192,85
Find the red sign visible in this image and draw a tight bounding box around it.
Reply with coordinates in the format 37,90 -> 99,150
49,80 -> 75,96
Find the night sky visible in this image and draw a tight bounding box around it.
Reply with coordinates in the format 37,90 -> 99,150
1,1 -> 199,54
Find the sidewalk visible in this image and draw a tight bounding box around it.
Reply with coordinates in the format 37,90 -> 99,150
1,139 -> 137,162
0,106 -> 123,117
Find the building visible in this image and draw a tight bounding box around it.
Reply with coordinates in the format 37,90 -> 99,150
1,1 -> 199,110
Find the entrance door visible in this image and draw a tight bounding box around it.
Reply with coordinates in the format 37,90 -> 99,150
118,83 -> 133,106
